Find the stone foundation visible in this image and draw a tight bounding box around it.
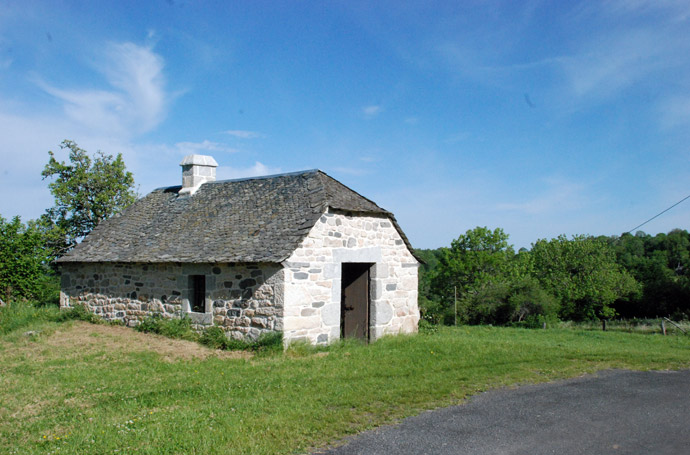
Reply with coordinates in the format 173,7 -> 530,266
59,262 -> 283,340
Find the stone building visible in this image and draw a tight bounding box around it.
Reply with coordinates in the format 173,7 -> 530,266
58,155 -> 420,345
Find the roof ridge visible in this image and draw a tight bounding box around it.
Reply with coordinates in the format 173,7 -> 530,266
153,169 -> 321,192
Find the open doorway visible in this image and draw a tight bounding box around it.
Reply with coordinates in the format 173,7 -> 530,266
341,263 -> 373,340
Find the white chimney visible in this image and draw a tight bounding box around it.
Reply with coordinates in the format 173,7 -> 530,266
179,154 -> 218,196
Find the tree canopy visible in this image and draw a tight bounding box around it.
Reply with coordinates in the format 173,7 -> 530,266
530,235 -> 639,320
421,228 -> 646,325
41,140 -> 137,253
431,227 -> 518,300
0,216 -> 56,302
609,230 -> 690,319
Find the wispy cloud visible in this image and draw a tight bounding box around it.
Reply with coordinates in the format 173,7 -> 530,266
430,2 -> 690,122
496,177 -> 590,215
0,40 -> 172,221
598,0 -> 690,20
175,140 -> 239,155
36,42 -> 167,137
224,130 -> 262,139
362,105 -> 382,118
559,29 -> 674,100
216,162 -> 281,180
331,166 -> 370,176
444,132 -> 471,144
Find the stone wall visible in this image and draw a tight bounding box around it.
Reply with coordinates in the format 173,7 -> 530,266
58,211 -> 420,346
282,209 -> 420,345
59,262 -> 283,340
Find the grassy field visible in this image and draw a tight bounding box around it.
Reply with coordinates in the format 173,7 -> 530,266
1,317 -> 689,454
560,318 -> 690,335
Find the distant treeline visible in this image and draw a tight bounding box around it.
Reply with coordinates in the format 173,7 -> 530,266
416,227 -> 690,326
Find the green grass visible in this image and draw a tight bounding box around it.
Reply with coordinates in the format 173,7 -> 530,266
0,300 -> 100,335
1,319 -> 689,454
560,318 -> 690,335
135,315 -> 284,353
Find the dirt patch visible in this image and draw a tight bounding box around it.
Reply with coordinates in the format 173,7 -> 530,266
40,322 -> 252,362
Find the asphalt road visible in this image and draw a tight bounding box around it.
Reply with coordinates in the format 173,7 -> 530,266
316,369 -> 690,455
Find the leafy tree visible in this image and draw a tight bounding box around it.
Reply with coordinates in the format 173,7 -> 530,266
531,235 -> 639,320
415,247 -> 447,325
459,276 -> 558,326
612,230 -> 690,318
429,227 -> 530,324
0,215 -> 57,302
432,227 -> 515,296
42,140 -> 137,253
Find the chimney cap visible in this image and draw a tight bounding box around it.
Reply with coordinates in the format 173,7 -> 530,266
180,154 -> 218,167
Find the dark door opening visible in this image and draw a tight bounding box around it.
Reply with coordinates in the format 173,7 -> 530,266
341,263 -> 372,340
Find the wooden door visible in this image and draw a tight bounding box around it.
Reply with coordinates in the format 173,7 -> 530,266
341,263 -> 371,340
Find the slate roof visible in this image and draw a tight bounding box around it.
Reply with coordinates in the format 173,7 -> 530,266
58,170 -> 417,264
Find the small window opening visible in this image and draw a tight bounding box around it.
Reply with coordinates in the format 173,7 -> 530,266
190,275 -> 206,313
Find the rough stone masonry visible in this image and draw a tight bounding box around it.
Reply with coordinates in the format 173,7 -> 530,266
58,156 -> 420,345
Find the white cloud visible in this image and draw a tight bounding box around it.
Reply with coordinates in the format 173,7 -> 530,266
362,105 -> 382,118
0,41 -> 171,222
37,42 -> 167,138
216,162 -> 281,180
496,177 -> 589,215
224,130 -> 262,139
559,30 -> 671,99
175,140 -> 239,155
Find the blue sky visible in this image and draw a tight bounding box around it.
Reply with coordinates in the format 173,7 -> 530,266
2,0 -> 690,249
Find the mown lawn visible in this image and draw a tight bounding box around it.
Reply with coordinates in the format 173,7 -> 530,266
1,320 -> 689,454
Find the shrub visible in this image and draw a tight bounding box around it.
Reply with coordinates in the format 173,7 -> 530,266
418,318 -> 439,334
33,274 -> 61,306
134,313 -> 199,341
0,216 -> 55,302
200,326 -> 283,352
158,317 -> 196,340
199,326 -> 230,349
134,313 -> 164,334
55,304 -> 101,324
460,277 -> 559,326
253,331 -> 283,353
418,296 -> 454,326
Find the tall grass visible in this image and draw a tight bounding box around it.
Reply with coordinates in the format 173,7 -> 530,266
134,313 -> 199,341
0,300 -> 100,334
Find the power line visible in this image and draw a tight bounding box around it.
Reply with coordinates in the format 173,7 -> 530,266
625,193 -> 690,234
